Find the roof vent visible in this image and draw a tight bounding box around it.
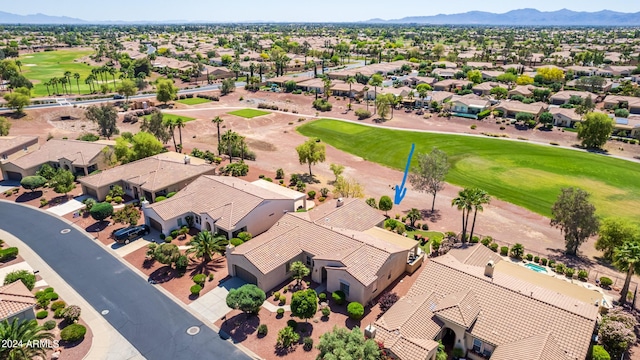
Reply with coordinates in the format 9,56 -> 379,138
184,155 -> 190,164
336,198 -> 344,207
484,260 -> 495,278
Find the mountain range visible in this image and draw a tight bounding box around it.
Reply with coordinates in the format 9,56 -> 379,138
366,8 -> 640,26
0,9 -> 639,26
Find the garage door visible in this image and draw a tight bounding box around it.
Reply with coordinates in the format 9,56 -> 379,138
148,217 -> 163,232
5,172 -> 22,181
234,265 -> 257,285
83,187 -> 97,198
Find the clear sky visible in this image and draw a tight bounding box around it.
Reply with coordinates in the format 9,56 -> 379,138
4,0 -> 640,22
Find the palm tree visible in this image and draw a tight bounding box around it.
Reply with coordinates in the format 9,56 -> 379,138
108,67 -> 117,90
368,74 -> 383,114
60,77 -> 68,95
186,230 -> 228,263
406,208 -> 421,228
63,71 -> 72,94
85,75 -> 94,93
175,117 -> 186,153
452,188 -> 474,243
613,239 -> 640,305
0,318 -> 54,360
468,188 -> 491,242
322,76 -> 332,100
43,81 -> 51,96
15,60 -> 22,73
346,76 -> 356,104
363,86 -> 370,111
73,72 -> 81,94
51,77 -> 59,95
163,118 -> 178,151
211,116 -> 224,155
222,130 -> 239,163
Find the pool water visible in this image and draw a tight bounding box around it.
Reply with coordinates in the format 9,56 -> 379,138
525,263 -> 548,273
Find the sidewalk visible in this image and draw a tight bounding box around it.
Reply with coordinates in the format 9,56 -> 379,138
0,228 -> 144,360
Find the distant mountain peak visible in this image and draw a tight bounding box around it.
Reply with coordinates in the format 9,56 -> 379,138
366,8 -> 640,26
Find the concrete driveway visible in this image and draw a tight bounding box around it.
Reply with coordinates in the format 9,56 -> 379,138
188,277 -> 247,323
0,180 -> 19,193
46,194 -> 89,216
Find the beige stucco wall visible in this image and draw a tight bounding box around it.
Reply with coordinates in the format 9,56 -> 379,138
0,162 -> 39,180
370,251 -> 408,302
226,250 -> 303,292
436,318 -> 467,352
325,267 -> 367,305
0,140 -> 38,163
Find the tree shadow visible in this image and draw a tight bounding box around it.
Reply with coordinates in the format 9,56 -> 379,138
187,256 -> 226,277
544,247 -> 597,268
5,112 -> 27,120
15,191 -> 42,203
148,265 -> 177,284
86,221 -> 110,233
296,173 -> 321,185
219,312 -> 260,342
142,258 -> 156,269
420,209 -> 442,223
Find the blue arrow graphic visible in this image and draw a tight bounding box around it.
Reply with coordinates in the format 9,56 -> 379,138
394,143 -> 415,205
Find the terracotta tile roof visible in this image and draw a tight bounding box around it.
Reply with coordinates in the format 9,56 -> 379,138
490,332 -> 571,360
446,244 -> 502,267
433,290 -> 481,329
550,107 -> 581,121
374,246 -> 597,360
148,175 -> 290,226
307,198 -> 385,231
0,136 -> 38,155
0,282 -> 36,320
496,100 -> 545,114
231,210 -> 411,285
9,139 -> 107,169
550,90 -> 597,102
79,154 -> 214,191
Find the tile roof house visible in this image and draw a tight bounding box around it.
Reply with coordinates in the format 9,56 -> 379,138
603,95 -> 640,115
143,175 -> 304,238
472,82 -> 506,96
549,91 -> 597,105
0,281 -> 37,322
449,96 -> 490,119
79,153 -> 215,202
550,107 -> 583,128
433,79 -> 472,92
0,136 -> 39,180
372,244 -> 598,360
0,139 -> 109,181
226,199 -> 423,304
495,101 -> 546,119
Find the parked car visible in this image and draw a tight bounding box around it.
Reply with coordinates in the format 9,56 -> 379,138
113,94 -> 125,100
112,225 -> 150,244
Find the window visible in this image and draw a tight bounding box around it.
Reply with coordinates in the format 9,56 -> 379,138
178,218 -> 183,227
194,215 -> 201,225
473,339 -> 482,353
286,262 -> 291,273
306,256 -> 312,266
482,344 -> 494,357
340,281 -> 350,296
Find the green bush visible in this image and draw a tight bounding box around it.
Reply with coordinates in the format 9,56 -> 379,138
20,176 -> 47,192
190,284 -> 202,295
286,319 -> 298,331
43,320 -> 56,330
230,238 -> 244,246
565,268 -> 575,278
155,196 -> 167,202
421,223 -> 429,230
277,308 -> 285,316
600,277 -> 613,287
308,190 -> 316,199
318,292 -> 327,302
477,109 -> 492,120
592,345 -> 611,360
166,192 -> 177,198
279,295 -> 286,305
578,270 -> 588,280
36,310 -> 48,319
312,99 -> 332,111
525,254 -> 533,261
500,246 -> 509,256
164,236 -> 173,243
3,269 -> 36,290
555,264 -> 565,274
481,237 -> 492,246
548,259 -> 556,267
112,196 -> 123,204
60,324 -> 87,342
303,337 -> 314,351
347,302 -> 365,320
54,308 -> 65,319
321,307 -> 331,317
37,297 -> 50,309
171,230 -> 179,238
51,301 -> 66,311
257,324 -> 268,336
489,243 -> 499,252
273,291 -> 280,299
61,305 -> 81,323
175,255 -> 188,271
533,256 -> 540,263
46,292 -> 59,301
355,108 -> 371,119
193,274 -> 206,286
332,291 -> 346,305
0,247 -> 19,261
540,258 -> 548,266
89,202 -> 114,221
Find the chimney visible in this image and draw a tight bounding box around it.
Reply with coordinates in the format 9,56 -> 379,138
336,198 -> 344,207
484,260 -> 495,278
184,155 -> 191,164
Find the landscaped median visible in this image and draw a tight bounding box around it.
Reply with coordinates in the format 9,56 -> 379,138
297,119 -> 640,224
227,108 -> 271,119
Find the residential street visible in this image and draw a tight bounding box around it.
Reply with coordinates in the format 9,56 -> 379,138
0,201 -> 251,360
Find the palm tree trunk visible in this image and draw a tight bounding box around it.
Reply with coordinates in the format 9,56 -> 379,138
228,141 -> 233,163
461,208 -> 466,240
178,128 -> 183,153
620,267 -> 634,305
464,208 -> 472,243
217,124 -> 222,156
171,130 -> 178,152
469,208 -> 478,242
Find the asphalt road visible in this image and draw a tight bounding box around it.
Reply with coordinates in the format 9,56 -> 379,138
0,202 -> 250,360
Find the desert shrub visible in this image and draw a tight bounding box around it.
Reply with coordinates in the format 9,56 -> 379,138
190,284 -> 202,295
40,198 -> 48,207
60,324 -> 86,342
378,292 -> 400,313
221,162 -> 249,177
489,243 -> 499,252
277,308 -> 285,316
470,124 -> 477,130
534,256 -> 540,263
470,236 -> 479,243
3,269 -> 36,290
319,197 -> 326,202
193,274 -> 206,286
592,345 -> 610,360
555,264 -> 565,274
277,326 -> 299,348
322,307 -> 331,317
312,99 -> 332,111
600,277 -> 613,287
395,223 -> 406,235
540,258 -> 548,266
61,305 -> 81,323
37,296 -> 50,310
318,292 -> 327,301
51,300 -> 66,311
303,337 -> 314,351
36,310 -> 48,319
525,254 -> 533,261
347,302 -> 365,320
500,246 -> 509,256
287,319 -> 298,331
355,108 -> 371,119
308,191 -> 316,199
43,320 -> 57,330
46,292 -> 59,301
279,295 -> 286,305
0,247 -> 19,262
320,187 -> 329,197
565,268 -> 575,278
89,202 -> 113,221
257,324 -> 268,336
54,308 -> 65,319
273,291 -> 280,299
332,290 -> 346,305
481,237 -> 492,246
421,224 -> 429,230
276,168 -> 285,179
230,238 -> 244,246
164,236 -> 173,243
578,270 -> 588,280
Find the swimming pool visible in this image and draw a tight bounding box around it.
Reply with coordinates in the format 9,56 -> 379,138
524,263 -> 548,273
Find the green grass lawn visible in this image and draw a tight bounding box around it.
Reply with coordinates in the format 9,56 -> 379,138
297,119 -> 640,223
177,97 -> 211,105
18,50 -> 123,97
228,108 -> 271,118
142,113 -> 196,122
406,230 -> 443,254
